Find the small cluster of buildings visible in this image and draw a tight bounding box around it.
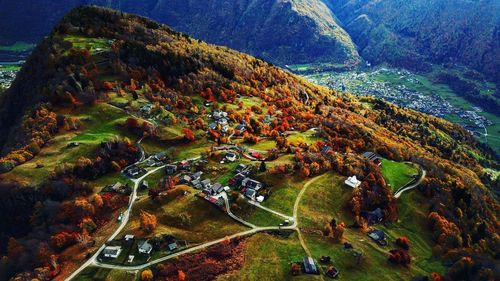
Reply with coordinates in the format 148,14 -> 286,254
124,165 -> 146,178
103,182 -> 132,195
207,109 -> 247,135
208,109 -> 230,133
229,164 -> 265,202
102,234 -> 181,263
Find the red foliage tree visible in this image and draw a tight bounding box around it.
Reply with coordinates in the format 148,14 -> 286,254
395,236 -> 410,250
182,128 -> 195,142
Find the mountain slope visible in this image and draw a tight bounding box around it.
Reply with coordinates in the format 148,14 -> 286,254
0,6 -> 497,280
0,0 -> 361,66
328,0 -> 500,81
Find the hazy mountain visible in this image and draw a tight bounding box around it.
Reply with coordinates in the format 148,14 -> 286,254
327,0 -> 500,81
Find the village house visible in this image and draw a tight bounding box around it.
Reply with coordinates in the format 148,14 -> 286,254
168,242 -> 178,251
67,142 -> 80,148
139,104 -> 153,115
110,182 -> 123,192
179,160 -> 191,170
321,145 -> 332,155
138,240 -> 153,255
201,178 -> 212,189
363,152 -> 382,166
363,208 -> 383,225
242,178 -> 263,191
235,123 -> 246,133
153,152 -> 168,162
368,229 -> 387,245
125,165 -> 144,178
345,175 -> 361,188
204,182 -> 224,196
191,178 -> 202,189
230,173 -> 247,186
140,180 -> 149,190
102,246 -> 122,259
224,152 -> 237,163
179,175 -> 192,184
245,188 -> 257,200
165,164 -> 177,175
303,256 -> 319,275
192,171 -> 203,181
124,234 -> 134,242
235,164 -> 247,174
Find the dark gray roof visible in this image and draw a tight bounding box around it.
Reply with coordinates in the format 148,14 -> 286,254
303,256 -> 318,274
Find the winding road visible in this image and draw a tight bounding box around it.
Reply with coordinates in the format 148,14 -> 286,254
394,169 -> 426,198
66,162 -> 165,280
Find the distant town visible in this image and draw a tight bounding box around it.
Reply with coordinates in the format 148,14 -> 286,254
304,68 -> 494,142
0,62 -> 20,90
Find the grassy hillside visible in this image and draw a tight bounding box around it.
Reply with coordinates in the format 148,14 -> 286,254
0,6 -> 497,281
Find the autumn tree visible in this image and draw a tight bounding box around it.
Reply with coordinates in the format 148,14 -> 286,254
395,236 -> 410,250
140,211 -> 157,233
178,270 -> 186,281
141,269 -> 154,281
388,249 -> 411,266
182,128 -> 195,142
290,263 -> 301,276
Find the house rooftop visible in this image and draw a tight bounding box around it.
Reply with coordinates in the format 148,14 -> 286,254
345,176 -> 361,188
303,256 -> 319,274
368,229 -> 385,241
138,240 -> 153,254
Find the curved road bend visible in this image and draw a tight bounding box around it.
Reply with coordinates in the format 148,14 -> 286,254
394,169 -> 426,199
66,164 -> 165,280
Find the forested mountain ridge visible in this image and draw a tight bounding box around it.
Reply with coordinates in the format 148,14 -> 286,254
1,0 -> 498,81
0,0 -> 361,66
0,6 -> 498,281
327,0 -> 500,82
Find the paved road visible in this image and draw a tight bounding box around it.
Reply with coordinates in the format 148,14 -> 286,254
246,199 -> 294,221
394,169 -> 426,198
294,176 -> 323,256
221,193 -> 257,229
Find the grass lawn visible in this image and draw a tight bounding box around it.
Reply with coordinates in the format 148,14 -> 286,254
122,186 -> 247,243
63,35 -> 111,54
70,103 -> 132,143
2,102 -> 134,186
298,172 -> 445,280
218,232 -> 313,281
380,160 -> 419,191
2,133 -> 97,185
244,139 -> 276,151
261,174 -> 307,216
172,139 -> 211,160
287,130 -> 320,145
231,198 -> 285,227
74,267 -> 135,281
